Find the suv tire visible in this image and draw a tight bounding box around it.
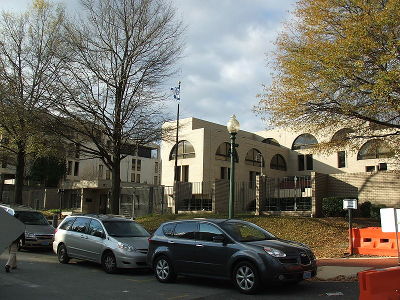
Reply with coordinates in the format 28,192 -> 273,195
102,251 -> 117,274
154,255 -> 176,283
232,261 -> 259,294
57,244 -> 70,264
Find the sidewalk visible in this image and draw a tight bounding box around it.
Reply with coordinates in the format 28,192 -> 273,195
315,257 -> 399,281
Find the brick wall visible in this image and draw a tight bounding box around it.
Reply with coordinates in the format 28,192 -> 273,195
311,172 -> 328,217
311,171 -> 400,213
213,180 -> 229,213
326,171 -> 400,207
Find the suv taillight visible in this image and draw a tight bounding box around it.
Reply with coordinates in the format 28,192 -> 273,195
54,228 -> 58,234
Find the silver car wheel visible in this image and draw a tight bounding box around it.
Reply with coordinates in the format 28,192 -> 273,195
236,266 -> 255,291
104,255 -> 116,271
156,258 -> 169,280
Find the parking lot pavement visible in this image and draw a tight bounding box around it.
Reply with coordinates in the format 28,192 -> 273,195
0,250 -> 359,300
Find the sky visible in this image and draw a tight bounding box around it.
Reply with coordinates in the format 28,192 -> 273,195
0,0 -> 298,133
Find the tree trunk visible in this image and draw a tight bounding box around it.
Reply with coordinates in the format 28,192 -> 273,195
14,145 -> 26,205
111,155 -> 121,215
0,173 -> 4,203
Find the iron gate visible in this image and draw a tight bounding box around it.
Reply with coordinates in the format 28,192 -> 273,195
265,176 -> 312,212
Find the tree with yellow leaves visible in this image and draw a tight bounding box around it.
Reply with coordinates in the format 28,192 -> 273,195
256,0 -> 400,151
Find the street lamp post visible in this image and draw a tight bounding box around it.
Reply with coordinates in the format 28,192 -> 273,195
227,115 -> 240,219
171,82 -> 181,214
171,81 -> 181,182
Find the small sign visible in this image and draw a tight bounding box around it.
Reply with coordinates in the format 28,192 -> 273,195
343,199 -> 357,210
381,208 -> 400,232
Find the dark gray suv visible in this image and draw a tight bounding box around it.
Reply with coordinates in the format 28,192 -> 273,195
147,219 -> 317,294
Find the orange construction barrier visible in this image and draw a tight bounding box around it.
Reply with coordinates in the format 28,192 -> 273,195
358,266 -> 400,300
351,227 -> 399,256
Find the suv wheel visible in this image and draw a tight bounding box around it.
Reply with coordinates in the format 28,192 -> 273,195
102,251 -> 117,274
233,261 -> 259,294
154,256 -> 176,283
57,244 -> 70,264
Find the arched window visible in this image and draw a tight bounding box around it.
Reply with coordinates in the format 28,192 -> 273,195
169,140 -> 195,160
262,138 -> 280,147
215,142 -> 238,162
292,134 -> 318,150
270,154 -> 287,171
357,140 -> 392,160
331,128 -> 354,142
245,148 -> 263,166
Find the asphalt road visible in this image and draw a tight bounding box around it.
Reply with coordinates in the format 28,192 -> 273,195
0,249 -> 359,300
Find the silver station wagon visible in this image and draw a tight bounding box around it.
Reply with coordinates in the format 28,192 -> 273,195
53,214 -> 150,273
0,205 -> 55,249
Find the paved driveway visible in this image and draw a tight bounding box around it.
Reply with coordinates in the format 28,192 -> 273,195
0,249 -> 359,299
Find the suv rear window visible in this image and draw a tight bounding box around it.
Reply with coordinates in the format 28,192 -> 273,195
174,222 -> 197,240
162,223 -> 176,237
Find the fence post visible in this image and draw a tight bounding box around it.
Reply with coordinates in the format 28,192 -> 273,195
52,214 -> 58,228
148,187 -> 154,214
255,175 -> 265,215
161,186 -> 165,214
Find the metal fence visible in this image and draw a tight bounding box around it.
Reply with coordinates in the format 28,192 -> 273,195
172,181 -> 256,213
175,182 -> 213,212
120,186 -> 166,218
265,176 -> 312,212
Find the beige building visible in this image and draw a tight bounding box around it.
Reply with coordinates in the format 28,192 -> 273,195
0,140 -> 161,216
162,118 -> 289,187
161,117 -> 394,186
65,142 -> 161,186
161,117 -> 397,215
59,141 -> 162,215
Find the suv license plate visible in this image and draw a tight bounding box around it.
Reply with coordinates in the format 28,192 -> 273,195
303,271 -> 311,279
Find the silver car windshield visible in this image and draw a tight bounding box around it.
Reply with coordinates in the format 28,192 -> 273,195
220,221 -> 276,242
15,211 -> 49,225
103,221 -> 149,237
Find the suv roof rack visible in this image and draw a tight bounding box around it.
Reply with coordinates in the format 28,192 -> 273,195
69,213 -> 135,220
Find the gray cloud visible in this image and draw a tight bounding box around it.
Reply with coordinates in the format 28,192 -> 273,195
168,0 -> 297,132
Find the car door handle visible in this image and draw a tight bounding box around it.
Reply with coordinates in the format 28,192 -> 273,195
196,244 -> 204,247
168,240 -> 175,244
80,235 -> 88,239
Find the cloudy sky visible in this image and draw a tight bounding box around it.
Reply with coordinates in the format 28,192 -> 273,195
0,0 -> 297,132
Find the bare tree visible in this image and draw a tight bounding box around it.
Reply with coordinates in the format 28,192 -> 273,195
0,0 -> 65,204
50,0 -> 184,214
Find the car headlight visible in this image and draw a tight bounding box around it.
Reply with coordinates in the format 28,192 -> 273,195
25,231 -> 36,239
263,247 -> 286,258
117,242 -> 135,252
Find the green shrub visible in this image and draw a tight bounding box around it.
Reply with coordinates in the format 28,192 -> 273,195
322,197 -> 347,217
370,203 -> 386,220
359,201 -> 372,218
